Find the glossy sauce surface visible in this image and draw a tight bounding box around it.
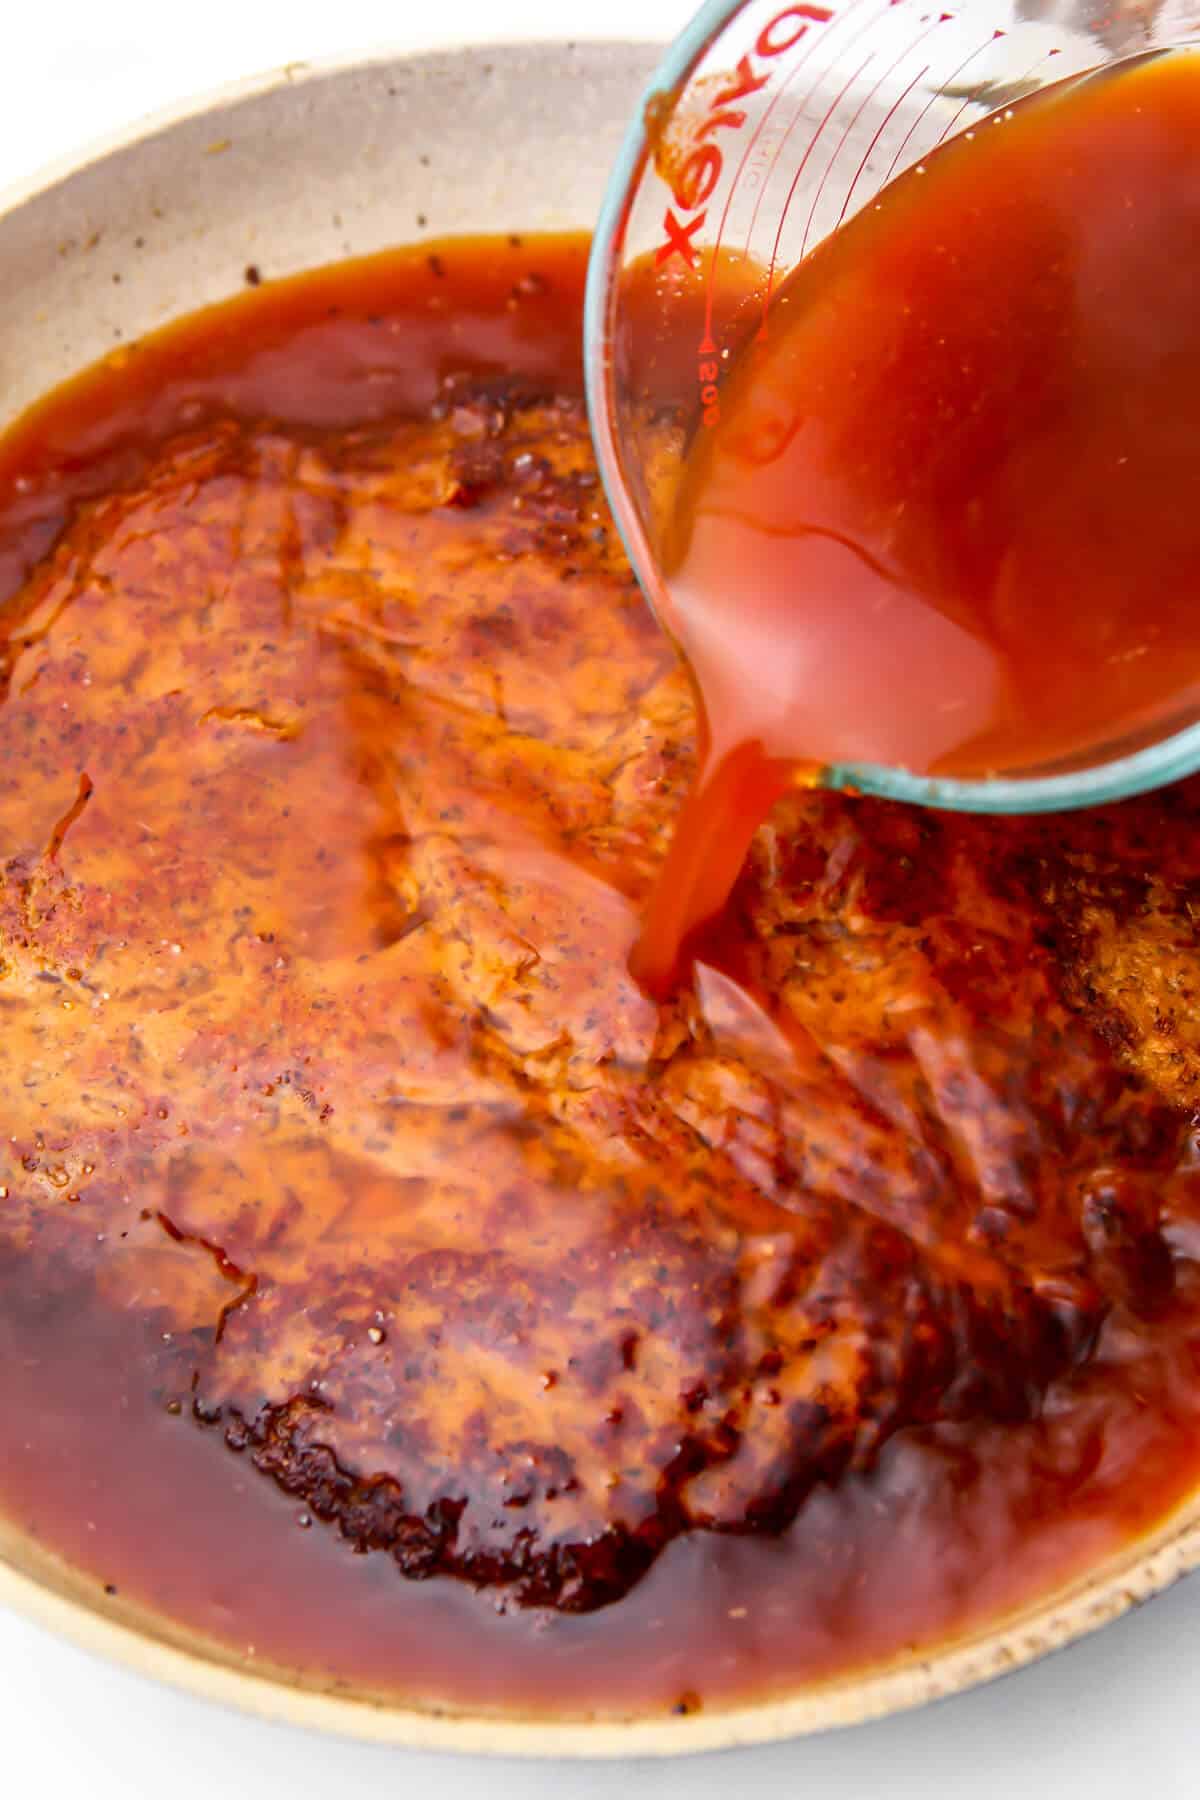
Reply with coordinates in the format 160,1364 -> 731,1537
635,52 -> 1200,991
7,237 -> 1200,1718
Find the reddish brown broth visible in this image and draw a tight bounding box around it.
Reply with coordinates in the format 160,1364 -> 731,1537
5,235 -> 1200,1720
635,53 -> 1200,991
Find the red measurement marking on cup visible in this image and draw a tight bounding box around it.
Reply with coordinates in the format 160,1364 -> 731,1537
833,11 -> 959,228
879,31 -> 1002,183
696,0 -> 865,354
934,41 -> 1063,145
798,50 -> 904,256
928,32 -> 1014,148
748,0 -> 924,333
795,12 -> 952,259
837,61 -> 931,223
742,0 -> 899,298
654,3 -> 838,277
761,52 -> 877,321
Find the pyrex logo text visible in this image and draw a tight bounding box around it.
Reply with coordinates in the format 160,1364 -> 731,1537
655,4 -> 835,271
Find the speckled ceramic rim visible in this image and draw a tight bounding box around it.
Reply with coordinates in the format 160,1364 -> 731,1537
2,36 -> 1200,1758
584,10 -> 1200,815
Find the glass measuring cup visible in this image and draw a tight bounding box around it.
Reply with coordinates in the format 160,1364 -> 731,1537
585,0 -> 1200,813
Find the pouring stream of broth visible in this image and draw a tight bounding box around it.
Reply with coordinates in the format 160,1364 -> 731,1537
633,51 -> 1200,992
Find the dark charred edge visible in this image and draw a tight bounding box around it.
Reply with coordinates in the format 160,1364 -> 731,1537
189,1263 -> 1085,1618
196,1395 -> 661,1612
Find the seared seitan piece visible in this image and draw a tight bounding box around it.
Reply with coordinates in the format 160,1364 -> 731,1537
2,379 -> 1195,1610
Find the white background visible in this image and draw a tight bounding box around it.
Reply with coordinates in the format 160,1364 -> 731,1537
2,2 -> 1199,1793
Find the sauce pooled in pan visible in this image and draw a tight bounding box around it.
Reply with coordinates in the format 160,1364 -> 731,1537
4,230 -> 1200,1719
